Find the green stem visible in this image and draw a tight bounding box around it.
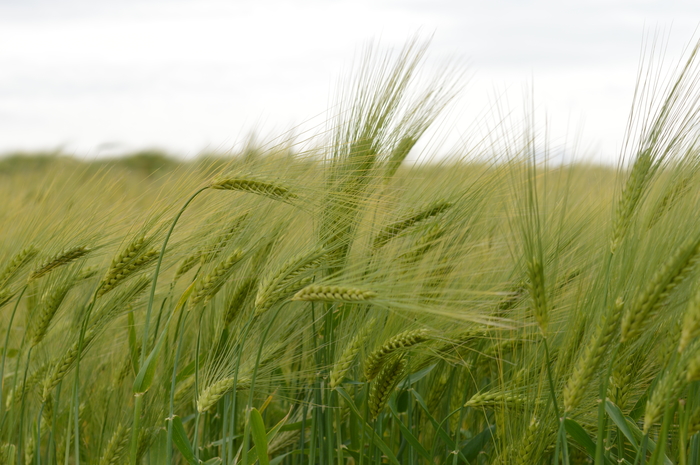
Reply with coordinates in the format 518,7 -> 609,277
0,285 -> 27,427
130,185 -> 208,465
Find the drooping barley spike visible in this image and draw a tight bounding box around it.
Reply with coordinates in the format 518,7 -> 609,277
136,427 -> 159,462
42,329 -> 96,401
526,257 -> 549,334
368,356 -> 406,420
689,407 -> 700,436
41,395 -> 54,432
199,214 -> 249,265
364,329 -> 429,381
611,148 -> 654,254
330,320 -> 374,388
77,266 -> 99,281
0,288 -> 16,308
292,284 -> 377,303
174,252 -> 202,281
644,363 -> 687,434
98,236 -> 158,297
563,297 -> 625,412
688,353 -> 700,382
9,362 -> 49,408
99,423 -> 130,465
0,443 -> 15,463
24,434 -> 34,465
680,286 -> 700,352
255,249 -> 325,314
0,246 -> 38,286
189,250 -> 244,308
197,377 -> 252,413
515,417 -> 540,465
464,390 -> 527,408
224,277 -> 257,326
373,200 -> 452,248
31,283 -> 73,346
211,177 -> 296,201
621,236 -> 700,343
30,245 -> 90,281
399,223 -> 446,265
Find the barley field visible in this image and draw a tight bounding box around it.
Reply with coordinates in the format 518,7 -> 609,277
3,41 -> 700,465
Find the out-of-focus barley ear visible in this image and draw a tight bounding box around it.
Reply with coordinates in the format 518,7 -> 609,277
199,214 -> 249,265
644,363 -> 688,434
292,284 -> 377,303
98,238 -> 158,297
77,266 -> 99,281
0,443 -> 15,463
399,222 -> 446,266
563,297 -> 624,412
621,237 -> 700,343
99,423 -> 130,465
224,277 -> 257,326
368,356 -> 406,420
136,427 -> 160,462
373,200 -> 452,248
689,407 -> 700,436
330,320 -> 374,388
0,288 -> 16,308
526,257 -> 549,334
9,362 -> 50,408
42,329 -> 96,401
680,286 -> 700,352
364,329 -> 430,381
24,434 -> 34,465
463,390 -> 527,408
254,248 -> 325,315
210,177 -> 296,201
29,245 -> 90,281
174,252 -> 202,281
514,417 -> 540,465
197,377 -> 252,413
189,250 -> 244,309
688,353 -> 700,382
30,283 -> 73,346
0,246 -> 38,286
610,148 -> 654,254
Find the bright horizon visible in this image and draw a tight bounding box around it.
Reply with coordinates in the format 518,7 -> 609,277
1,0 -> 700,164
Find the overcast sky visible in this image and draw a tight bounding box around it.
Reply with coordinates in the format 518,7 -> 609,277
1,0 -> 699,163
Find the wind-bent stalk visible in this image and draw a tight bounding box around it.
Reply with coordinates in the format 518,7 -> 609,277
130,185 -> 208,465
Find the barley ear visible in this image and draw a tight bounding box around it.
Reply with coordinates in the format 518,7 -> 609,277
292,284 -> 377,303
368,356 -> 406,420
563,297 -> 624,412
99,424 -> 130,465
364,329 -> 429,381
30,246 -> 90,281
621,237 -> 700,343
